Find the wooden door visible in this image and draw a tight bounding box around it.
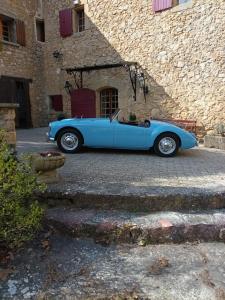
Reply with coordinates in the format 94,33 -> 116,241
71,88 -> 96,118
15,80 -> 32,128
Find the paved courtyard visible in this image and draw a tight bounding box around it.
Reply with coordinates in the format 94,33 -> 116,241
17,128 -> 225,196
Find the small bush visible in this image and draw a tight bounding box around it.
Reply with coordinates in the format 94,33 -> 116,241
129,113 -> 137,122
0,131 -> 45,249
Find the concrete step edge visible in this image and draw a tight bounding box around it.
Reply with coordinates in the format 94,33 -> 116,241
45,208 -> 225,245
39,190 -> 225,212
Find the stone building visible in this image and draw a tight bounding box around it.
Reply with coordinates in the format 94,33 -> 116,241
0,0 -> 225,132
0,0 -> 47,127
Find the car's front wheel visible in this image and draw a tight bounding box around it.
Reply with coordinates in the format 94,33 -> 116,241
154,133 -> 179,157
57,129 -> 82,153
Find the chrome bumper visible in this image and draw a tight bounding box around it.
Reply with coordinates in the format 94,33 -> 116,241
46,132 -> 55,142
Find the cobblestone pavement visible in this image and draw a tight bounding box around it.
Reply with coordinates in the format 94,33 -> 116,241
17,127 -> 225,196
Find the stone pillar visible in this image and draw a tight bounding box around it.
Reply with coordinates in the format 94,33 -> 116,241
0,103 -> 19,147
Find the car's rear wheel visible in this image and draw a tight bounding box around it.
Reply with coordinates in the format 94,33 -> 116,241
57,129 -> 82,153
154,133 -> 179,157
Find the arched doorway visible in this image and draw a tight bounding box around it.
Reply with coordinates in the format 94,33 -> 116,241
100,88 -> 118,118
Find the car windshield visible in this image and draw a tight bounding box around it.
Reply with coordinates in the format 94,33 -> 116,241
110,109 -> 121,121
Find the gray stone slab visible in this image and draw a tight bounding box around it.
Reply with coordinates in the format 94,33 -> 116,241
204,135 -> 225,151
1,233 -> 225,299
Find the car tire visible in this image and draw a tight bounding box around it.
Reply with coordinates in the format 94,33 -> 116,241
57,129 -> 83,154
154,133 -> 179,157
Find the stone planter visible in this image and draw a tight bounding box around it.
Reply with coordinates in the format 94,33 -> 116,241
204,135 -> 225,151
31,151 -> 66,183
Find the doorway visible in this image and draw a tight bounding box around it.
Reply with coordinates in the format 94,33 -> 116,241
71,88 -> 96,118
15,81 -> 32,128
0,76 -> 32,128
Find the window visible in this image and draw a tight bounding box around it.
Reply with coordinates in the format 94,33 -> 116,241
1,15 -> 16,43
49,95 -> 63,112
173,0 -> 192,4
77,9 -> 85,32
74,6 -> 85,33
0,15 -> 26,46
153,0 -> 192,12
100,88 -> 118,118
59,6 -> 85,38
177,0 -> 191,3
36,19 -> 45,42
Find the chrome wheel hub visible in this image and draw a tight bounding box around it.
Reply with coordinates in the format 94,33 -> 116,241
61,133 -> 78,151
159,137 -> 176,155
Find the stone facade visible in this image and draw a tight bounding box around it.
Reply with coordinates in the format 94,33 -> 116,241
0,103 -> 19,146
1,0 -> 225,132
0,0 -> 47,127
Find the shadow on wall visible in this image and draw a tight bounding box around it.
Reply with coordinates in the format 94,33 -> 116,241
47,2 -> 202,128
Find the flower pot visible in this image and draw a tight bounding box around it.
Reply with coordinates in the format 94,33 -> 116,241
31,151 -> 65,183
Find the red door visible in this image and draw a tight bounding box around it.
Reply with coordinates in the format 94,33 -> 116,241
71,88 -> 96,118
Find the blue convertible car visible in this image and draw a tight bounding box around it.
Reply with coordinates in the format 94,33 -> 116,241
47,109 -> 197,157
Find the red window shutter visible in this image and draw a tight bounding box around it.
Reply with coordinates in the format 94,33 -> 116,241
16,20 -> 26,46
153,0 -> 173,12
59,9 -> 73,38
52,95 -> 63,111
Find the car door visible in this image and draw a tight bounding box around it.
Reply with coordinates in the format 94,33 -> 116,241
113,121 -> 149,149
83,119 -> 115,148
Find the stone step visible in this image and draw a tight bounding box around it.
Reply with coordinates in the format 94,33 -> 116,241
45,208 -> 225,245
41,190 -> 225,213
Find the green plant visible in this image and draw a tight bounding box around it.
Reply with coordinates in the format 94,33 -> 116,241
0,130 -> 45,249
57,112 -> 66,121
129,113 -> 137,122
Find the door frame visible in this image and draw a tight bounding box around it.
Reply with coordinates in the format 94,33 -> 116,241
1,76 -> 32,128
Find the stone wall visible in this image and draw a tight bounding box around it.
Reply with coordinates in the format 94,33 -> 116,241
1,0 -> 225,132
43,0 -> 225,131
0,104 -> 18,146
0,0 -> 47,127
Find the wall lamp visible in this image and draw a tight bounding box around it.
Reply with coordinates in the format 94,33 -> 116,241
64,81 -> 73,95
53,50 -> 63,60
138,72 -> 149,95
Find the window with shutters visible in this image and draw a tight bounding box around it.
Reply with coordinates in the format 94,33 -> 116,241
0,15 -> 16,43
100,88 -> 118,118
153,0 -> 192,13
49,95 -> 63,112
0,14 -> 26,46
36,19 -> 45,42
59,6 -> 86,38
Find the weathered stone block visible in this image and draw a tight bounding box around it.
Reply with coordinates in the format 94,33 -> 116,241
204,135 -> 225,151
0,104 -> 18,147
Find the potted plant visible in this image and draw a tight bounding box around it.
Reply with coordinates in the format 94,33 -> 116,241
129,113 -> 137,123
57,112 -> 67,121
31,151 -> 65,183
